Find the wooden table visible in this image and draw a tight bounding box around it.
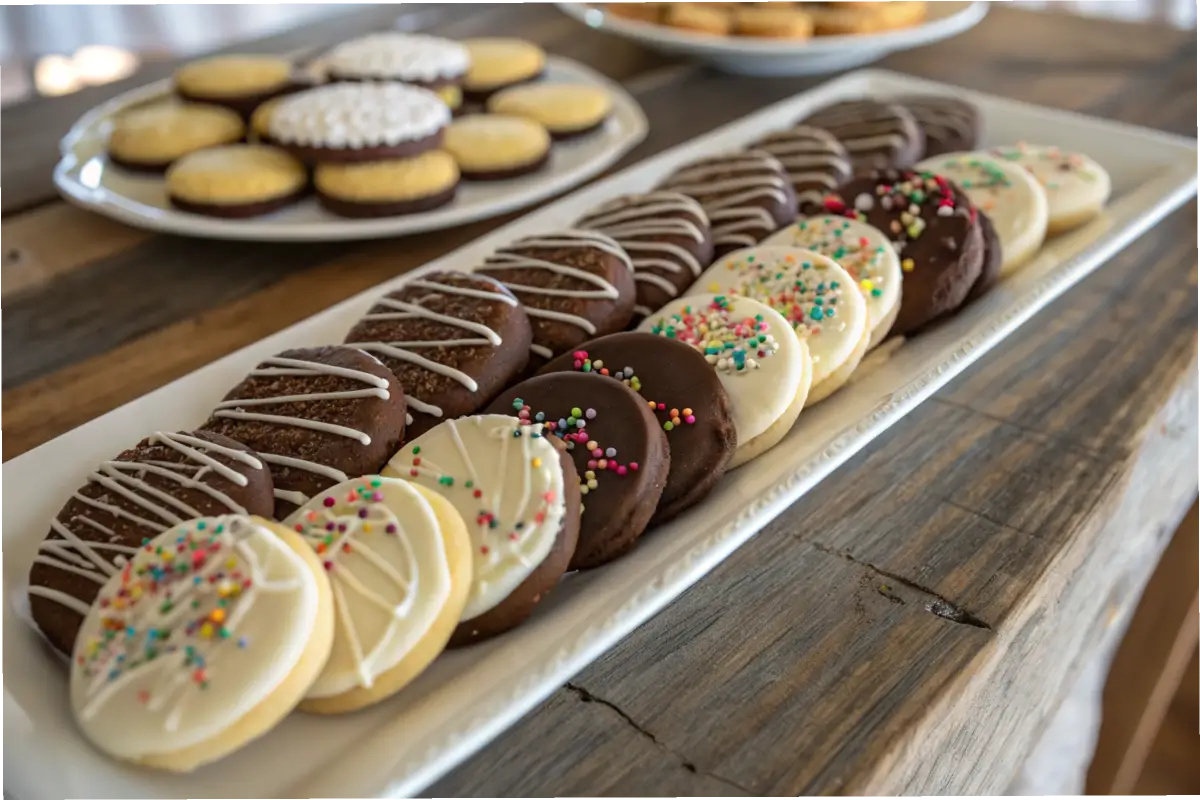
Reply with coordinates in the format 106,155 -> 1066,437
3,4 -> 1196,795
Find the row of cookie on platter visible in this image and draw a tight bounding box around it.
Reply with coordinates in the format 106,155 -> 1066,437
106,32 -> 616,219
606,1 -> 929,39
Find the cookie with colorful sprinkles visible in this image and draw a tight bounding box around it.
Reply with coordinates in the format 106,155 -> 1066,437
538,332 -> 737,525
69,514 -> 334,771
990,143 -> 1110,236
485,374 -> 670,570
283,476 -> 472,712
385,414 -> 581,644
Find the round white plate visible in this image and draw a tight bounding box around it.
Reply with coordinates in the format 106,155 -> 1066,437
52,56 -> 648,242
557,2 -> 988,76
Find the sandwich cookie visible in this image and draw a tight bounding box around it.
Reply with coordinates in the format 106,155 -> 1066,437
690,246 -> 869,404
538,334 -> 737,525
315,151 -> 460,218
460,38 -> 546,103
899,95 -> 980,157
575,191 -> 715,319
166,144 -> 308,219
28,431 -> 275,657
991,143 -> 1111,235
283,477 -> 471,713
385,414 -> 580,644
343,271 -> 533,439
107,103 -> 245,173
442,114 -> 551,180
487,83 -> 613,140
748,126 -> 852,213
70,514 -> 333,772
763,215 -> 901,348
797,99 -> 925,172
201,346 -> 407,518
486,374 -> 670,569
249,97 -> 282,145
174,54 -> 298,117
639,294 -> 812,468
323,32 -> 469,112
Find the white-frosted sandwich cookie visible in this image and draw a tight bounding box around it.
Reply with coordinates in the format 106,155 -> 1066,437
324,32 -> 469,110
990,143 -> 1110,236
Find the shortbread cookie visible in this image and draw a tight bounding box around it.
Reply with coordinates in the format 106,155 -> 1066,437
315,151 -> 459,218
748,125 -> 852,213
539,334 -> 737,525
900,96 -> 979,157
28,431 -> 274,657
70,514 -> 332,771
201,346 -> 407,518
166,144 -> 308,218
385,414 -> 581,644
268,82 -> 450,163
798,99 -> 925,172
486,374 -> 670,569
808,0 -> 927,34
763,215 -> 902,349
575,191 -> 715,319
991,143 -> 1111,235
174,54 -> 297,117
488,83 -> 613,140
474,230 -> 636,371
343,271 -> 533,439
443,114 -> 551,180
917,152 -> 1049,276
461,38 -> 546,102
658,150 -> 798,257
662,2 -> 733,35
284,477 -> 471,713
690,246 -> 869,404
605,2 -> 665,23
639,295 -> 812,468
733,5 -> 814,38
108,103 -> 245,172
249,97 -> 282,144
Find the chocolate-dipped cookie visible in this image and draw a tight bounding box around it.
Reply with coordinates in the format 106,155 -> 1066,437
201,346 -> 407,518
473,230 -> 636,372
798,99 -> 925,172
539,333 -> 736,525
575,192 -> 715,320
825,170 -> 985,335
965,211 -> 1003,304
748,125 -> 852,213
898,95 -> 979,157
657,150 -> 798,257
486,372 -> 670,569
28,430 -> 274,656
344,271 -> 533,439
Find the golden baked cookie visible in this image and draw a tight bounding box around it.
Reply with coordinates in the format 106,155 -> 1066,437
734,6 -> 814,38
443,114 -> 551,180
315,150 -> 460,218
487,83 -> 612,140
108,102 -> 245,172
174,54 -> 295,115
166,144 -> 308,218
249,96 -> 282,143
808,1 -> 927,35
605,3 -> 665,23
435,84 -> 464,112
461,38 -> 546,101
662,3 -> 733,36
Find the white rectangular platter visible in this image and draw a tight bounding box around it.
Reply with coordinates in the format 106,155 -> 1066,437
4,68 -> 1196,800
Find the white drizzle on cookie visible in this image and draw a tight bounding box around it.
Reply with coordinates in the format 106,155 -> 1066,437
659,151 -> 792,250
751,126 -> 851,208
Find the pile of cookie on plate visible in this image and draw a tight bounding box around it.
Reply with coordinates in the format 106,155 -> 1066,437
606,1 -> 929,39
105,32 -> 617,219
31,95 -> 1113,771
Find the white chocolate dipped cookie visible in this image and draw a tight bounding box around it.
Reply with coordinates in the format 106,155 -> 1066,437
763,216 -> 901,349
69,515 -> 333,772
688,246 -> 868,405
283,476 -> 471,713
917,151 -> 1049,276
384,414 -> 580,644
989,143 -> 1110,236
638,294 -> 811,468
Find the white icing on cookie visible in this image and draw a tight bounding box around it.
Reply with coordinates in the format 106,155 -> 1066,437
387,415 -> 566,620
325,32 -> 469,83
284,477 -> 451,698
752,126 -> 851,208
659,151 -> 792,250
70,515 -> 319,759
268,82 -> 450,149
989,143 -> 1110,233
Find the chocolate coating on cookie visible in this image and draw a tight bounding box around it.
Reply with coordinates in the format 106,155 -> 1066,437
316,182 -> 458,218
169,186 -> 309,219
749,125 -> 852,214
898,95 -> 980,157
538,333 -> 736,525
344,271 -> 533,439
965,211 -> 1003,304
798,99 -> 925,172
486,372 -> 670,569
201,345 -> 406,518
28,430 -> 274,655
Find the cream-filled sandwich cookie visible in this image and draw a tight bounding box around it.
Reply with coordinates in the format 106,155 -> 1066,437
689,246 -> 868,405
107,103 -> 245,173
442,114 -> 551,180
174,54 -> 297,117
283,477 -> 471,713
166,144 -> 308,219
990,143 -> 1110,236
639,294 -> 812,468
69,515 -> 333,772
384,414 -> 580,645
324,32 -> 469,111
917,151 -> 1049,276
763,216 -> 901,349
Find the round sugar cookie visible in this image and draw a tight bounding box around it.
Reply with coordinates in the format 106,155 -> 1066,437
763,216 -> 901,349
460,38 -> 546,102
174,54 -> 297,116
797,99 -> 925,172
689,246 -> 869,404
283,477 -> 471,712
69,514 -> 333,772
990,143 -> 1111,236
315,151 -> 460,218
108,103 -> 245,172
748,126 -> 852,213
166,144 -> 308,219
325,32 -> 468,90
917,151 -> 1049,276
487,83 -> 613,140
385,414 -> 580,644
442,114 -> 551,180
639,294 -> 812,468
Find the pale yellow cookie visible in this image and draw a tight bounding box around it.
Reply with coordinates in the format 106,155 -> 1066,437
733,6 -> 814,38
250,97 -> 282,143
662,3 -> 733,35
488,83 -> 612,140
108,102 -> 245,171
809,0 -> 926,35
443,114 -> 551,180
606,3 -> 665,23
166,145 -> 307,217
461,37 -> 546,99
175,55 -> 294,114
315,151 -> 460,217
435,84 -> 463,111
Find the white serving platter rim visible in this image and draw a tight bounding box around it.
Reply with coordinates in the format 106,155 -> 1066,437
5,68 -> 1196,800
50,55 -> 649,242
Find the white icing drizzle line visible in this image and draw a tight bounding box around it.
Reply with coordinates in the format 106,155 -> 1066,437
577,192 -> 709,292
661,153 -> 791,247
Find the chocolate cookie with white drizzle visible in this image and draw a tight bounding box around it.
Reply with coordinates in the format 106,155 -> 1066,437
797,99 -> 925,172
748,125 -> 852,214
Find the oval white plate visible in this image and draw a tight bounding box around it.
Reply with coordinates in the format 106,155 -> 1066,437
52,56 -> 648,242
557,1 -> 988,76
